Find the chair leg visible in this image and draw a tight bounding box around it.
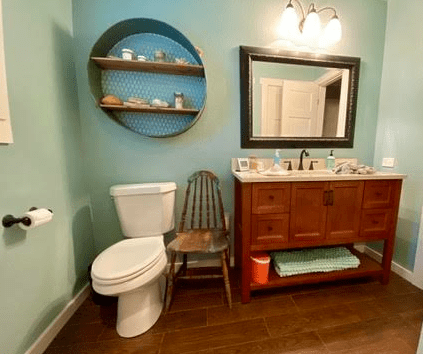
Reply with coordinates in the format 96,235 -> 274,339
225,248 -> 230,267
182,253 -> 188,276
221,251 -> 232,309
165,251 -> 177,313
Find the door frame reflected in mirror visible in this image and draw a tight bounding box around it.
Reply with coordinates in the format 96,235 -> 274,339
240,46 -> 360,149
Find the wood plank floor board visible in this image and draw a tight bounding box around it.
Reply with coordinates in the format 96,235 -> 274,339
207,295 -> 297,326
45,333 -> 164,354
265,304 -> 362,338
46,322 -> 106,348
357,273 -> 422,297
344,300 -> 387,321
373,291 -> 423,316
317,315 -> 415,352
168,290 -> 223,313
160,318 -> 270,354
291,284 -> 375,310
212,331 -> 328,354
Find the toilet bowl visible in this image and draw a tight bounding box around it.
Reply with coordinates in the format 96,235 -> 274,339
90,182 -> 176,338
91,237 -> 167,337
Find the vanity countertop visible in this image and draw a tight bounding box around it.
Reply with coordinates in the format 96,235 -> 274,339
232,170 -> 407,183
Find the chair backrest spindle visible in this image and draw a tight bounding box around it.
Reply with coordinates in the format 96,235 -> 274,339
199,175 -> 204,228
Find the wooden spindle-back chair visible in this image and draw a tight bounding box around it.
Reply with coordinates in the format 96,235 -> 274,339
165,170 -> 232,312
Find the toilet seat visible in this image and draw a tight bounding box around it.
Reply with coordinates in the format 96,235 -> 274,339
91,237 -> 165,286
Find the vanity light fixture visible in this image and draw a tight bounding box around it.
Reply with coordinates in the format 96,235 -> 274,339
277,0 -> 342,49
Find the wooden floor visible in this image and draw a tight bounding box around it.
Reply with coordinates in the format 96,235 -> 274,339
44,269 -> 423,354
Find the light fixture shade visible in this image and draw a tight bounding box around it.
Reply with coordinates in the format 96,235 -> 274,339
319,16 -> 342,48
302,10 -> 321,44
278,5 -> 300,42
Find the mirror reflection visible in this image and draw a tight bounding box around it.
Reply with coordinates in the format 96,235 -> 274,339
252,62 -> 349,138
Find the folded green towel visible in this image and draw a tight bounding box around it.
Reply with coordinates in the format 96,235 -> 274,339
271,247 -> 360,277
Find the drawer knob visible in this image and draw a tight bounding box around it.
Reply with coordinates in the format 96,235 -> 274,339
372,219 -> 379,225
375,192 -> 382,197
268,226 -> 273,232
269,195 -> 274,200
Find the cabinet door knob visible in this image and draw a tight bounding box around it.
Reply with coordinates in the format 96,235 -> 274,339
269,195 -> 274,200
375,191 -> 382,197
372,219 -> 379,225
268,226 -> 273,232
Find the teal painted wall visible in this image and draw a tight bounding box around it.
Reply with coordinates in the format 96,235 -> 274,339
0,0 -> 95,353
372,0 -> 423,270
72,0 -> 388,255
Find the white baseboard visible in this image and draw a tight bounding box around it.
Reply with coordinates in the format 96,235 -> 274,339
363,246 -> 415,284
25,284 -> 91,354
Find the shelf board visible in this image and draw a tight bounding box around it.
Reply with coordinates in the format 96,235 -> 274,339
99,104 -> 200,116
91,57 -> 205,77
251,249 -> 383,290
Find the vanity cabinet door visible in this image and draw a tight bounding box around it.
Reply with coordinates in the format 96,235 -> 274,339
251,214 -> 289,249
326,181 -> 364,240
290,182 -> 328,242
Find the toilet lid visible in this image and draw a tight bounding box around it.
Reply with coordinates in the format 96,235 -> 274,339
92,237 -> 165,281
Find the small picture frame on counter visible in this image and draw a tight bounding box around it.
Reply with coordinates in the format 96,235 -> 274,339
236,158 -> 250,172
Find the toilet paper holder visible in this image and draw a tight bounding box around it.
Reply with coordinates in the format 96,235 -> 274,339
2,207 -> 53,228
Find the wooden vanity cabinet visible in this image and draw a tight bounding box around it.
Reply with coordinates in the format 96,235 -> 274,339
234,178 -> 403,303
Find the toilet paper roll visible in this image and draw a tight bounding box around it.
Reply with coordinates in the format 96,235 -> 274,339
19,208 -> 53,230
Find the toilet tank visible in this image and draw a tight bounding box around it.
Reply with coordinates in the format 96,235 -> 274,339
110,182 -> 176,237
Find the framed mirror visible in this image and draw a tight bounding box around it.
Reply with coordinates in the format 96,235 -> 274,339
240,46 -> 360,148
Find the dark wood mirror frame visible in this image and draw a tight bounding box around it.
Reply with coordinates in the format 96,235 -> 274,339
240,46 -> 360,149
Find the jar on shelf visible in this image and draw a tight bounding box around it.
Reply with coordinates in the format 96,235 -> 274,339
174,92 -> 184,109
154,50 -> 166,62
249,155 -> 258,171
122,48 -> 136,60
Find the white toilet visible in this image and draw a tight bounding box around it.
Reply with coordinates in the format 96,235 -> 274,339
91,182 -> 176,338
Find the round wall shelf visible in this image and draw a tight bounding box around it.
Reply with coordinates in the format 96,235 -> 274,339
88,18 -> 207,138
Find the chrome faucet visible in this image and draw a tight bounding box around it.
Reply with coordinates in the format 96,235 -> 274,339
298,149 -> 310,170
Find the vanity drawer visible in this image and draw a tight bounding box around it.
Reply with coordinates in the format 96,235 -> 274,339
251,214 -> 289,248
252,183 -> 291,214
360,208 -> 393,238
362,180 -> 395,209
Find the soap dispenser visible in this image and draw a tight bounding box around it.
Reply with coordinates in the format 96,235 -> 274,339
274,149 -> 281,166
327,150 -> 335,170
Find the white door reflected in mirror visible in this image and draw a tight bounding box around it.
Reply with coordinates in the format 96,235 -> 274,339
253,61 -> 349,139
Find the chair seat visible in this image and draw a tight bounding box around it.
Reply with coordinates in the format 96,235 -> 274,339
167,229 -> 229,253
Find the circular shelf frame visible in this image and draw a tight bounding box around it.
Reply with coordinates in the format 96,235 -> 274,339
88,18 -> 207,138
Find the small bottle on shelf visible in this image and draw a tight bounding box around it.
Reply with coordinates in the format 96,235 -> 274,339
174,92 -> 184,109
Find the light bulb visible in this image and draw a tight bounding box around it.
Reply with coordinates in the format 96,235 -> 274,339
319,15 -> 342,48
302,9 -> 321,46
278,4 -> 300,42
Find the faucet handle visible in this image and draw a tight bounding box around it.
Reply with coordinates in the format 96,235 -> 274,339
309,160 -> 319,170
283,161 -> 292,170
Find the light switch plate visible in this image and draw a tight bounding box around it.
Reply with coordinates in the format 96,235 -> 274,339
382,158 -> 396,168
